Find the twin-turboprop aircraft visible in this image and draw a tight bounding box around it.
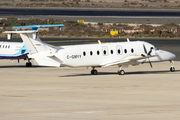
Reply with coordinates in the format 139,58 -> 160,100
0,41 -> 31,66
3,24 -> 176,75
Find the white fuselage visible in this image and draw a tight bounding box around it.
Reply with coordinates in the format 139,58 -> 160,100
56,41 -> 175,67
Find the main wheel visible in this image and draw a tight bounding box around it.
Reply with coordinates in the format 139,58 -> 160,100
29,62 -> 32,67
26,62 -> 32,67
170,67 -> 175,72
118,70 -> 125,75
91,70 -> 98,75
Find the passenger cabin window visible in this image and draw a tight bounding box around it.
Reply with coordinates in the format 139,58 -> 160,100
102,46 -> 108,56
111,50 -> 113,54
8,45 -> 10,49
90,51 -> 93,56
97,51 -> 100,55
118,49 -> 120,54
124,49 -> 127,54
5,45 -> 7,48
83,51 -> 86,56
131,49 -> 134,53
103,50 -> 106,55
116,45 -> 122,55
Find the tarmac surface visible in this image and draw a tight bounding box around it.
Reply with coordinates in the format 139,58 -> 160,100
0,60 -> 180,120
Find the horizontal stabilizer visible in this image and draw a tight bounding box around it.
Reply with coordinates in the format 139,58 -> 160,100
13,24 -> 64,31
3,31 -> 38,40
31,53 -> 62,67
3,30 -> 37,34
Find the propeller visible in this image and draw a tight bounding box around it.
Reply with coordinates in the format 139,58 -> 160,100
142,44 -> 153,68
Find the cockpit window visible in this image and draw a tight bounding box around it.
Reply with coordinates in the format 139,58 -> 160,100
154,46 -> 159,51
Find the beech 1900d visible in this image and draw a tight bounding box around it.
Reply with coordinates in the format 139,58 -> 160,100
3,24 -> 176,75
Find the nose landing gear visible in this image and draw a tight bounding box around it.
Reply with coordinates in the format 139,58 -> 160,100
118,65 -> 125,75
170,60 -> 175,72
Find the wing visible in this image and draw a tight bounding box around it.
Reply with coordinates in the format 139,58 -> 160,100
100,54 -> 157,67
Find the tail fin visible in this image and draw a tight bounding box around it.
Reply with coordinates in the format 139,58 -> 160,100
21,32 -> 62,67
20,32 -> 47,54
3,24 -> 64,67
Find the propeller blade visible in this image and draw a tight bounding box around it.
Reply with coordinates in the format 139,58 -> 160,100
142,44 -> 153,68
143,44 -> 147,54
147,47 -> 153,55
148,58 -> 153,68
141,54 -> 146,57
142,59 -> 146,64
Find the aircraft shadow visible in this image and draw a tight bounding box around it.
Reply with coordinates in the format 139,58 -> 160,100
60,70 -> 179,77
0,65 -> 46,68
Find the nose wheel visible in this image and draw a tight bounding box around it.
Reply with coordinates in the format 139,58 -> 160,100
170,67 -> 175,72
170,60 -> 175,72
118,70 -> 125,75
118,65 -> 125,75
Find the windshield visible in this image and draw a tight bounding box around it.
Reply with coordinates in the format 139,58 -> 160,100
154,46 -> 159,51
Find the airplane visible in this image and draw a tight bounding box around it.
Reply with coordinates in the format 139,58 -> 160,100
3,24 -> 176,75
0,41 -> 32,67
0,25 -> 65,67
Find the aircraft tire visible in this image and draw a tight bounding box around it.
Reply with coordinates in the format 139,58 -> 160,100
118,70 -> 125,75
91,70 -> 98,75
29,62 -> 32,67
26,63 -> 28,67
26,62 -> 32,67
170,67 -> 175,72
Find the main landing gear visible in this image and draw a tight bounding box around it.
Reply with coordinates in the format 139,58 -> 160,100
118,65 -> 125,75
170,60 -> 175,72
26,59 -> 32,67
91,67 -> 98,75
90,66 -> 125,75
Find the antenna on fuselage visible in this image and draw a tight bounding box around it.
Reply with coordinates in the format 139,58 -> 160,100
127,38 -> 130,42
98,40 -> 101,44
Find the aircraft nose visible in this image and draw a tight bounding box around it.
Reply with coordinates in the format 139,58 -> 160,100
163,50 -> 176,60
169,52 -> 176,60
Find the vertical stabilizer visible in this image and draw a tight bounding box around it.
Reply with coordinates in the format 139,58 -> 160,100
20,33 -> 47,55
19,32 -> 61,67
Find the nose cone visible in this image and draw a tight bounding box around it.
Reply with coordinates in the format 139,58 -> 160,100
169,52 -> 176,60
161,50 -> 176,61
